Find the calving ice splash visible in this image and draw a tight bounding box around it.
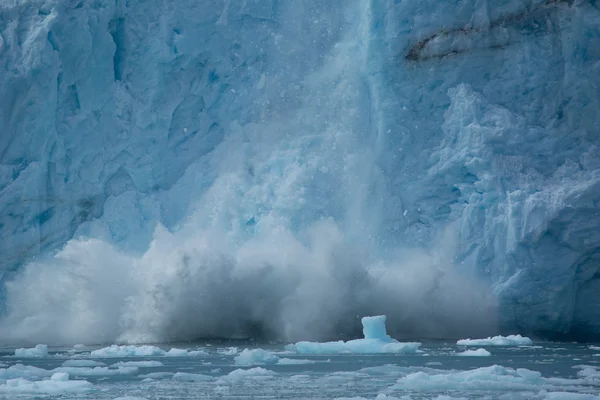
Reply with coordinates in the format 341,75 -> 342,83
1,0 -> 600,345
0,0 -> 600,397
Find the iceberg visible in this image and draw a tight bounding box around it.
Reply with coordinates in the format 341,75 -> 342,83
1,0 -> 600,345
287,315 -> 421,355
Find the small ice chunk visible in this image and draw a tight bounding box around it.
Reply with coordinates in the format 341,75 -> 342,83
224,367 -> 276,381
90,345 -> 166,357
61,360 -> 105,367
172,372 -> 212,381
14,344 -> 48,358
457,335 -> 532,346
51,372 -> 69,381
287,315 -> 421,355
165,348 -> 207,357
234,349 -> 279,366
73,344 -> 86,349
456,348 -> 491,357
111,361 -> 163,368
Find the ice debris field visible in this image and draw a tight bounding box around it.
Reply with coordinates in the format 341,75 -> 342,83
1,316 -> 600,399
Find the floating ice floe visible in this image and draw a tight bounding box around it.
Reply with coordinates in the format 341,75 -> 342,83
0,377 -> 92,394
222,367 -> 276,381
390,364 -> 600,392
286,316 -> 421,354
138,372 -> 174,379
0,364 -> 51,381
111,361 -> 163,368
165,348 -> 207,357
53,366 -> 139,377
456,348 -> 491,357
61,360 -> 105,367
13,344 -> 49,358
457,335 -> 532,346
90,345 -> 206,358
234,348 -> 315,366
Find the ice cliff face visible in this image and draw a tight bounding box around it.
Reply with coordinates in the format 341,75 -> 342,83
1,0 -> 599,344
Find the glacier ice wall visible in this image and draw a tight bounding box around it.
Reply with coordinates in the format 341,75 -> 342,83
0,0 -> 599,344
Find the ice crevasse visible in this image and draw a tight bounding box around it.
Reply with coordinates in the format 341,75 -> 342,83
0,0 -> 599,344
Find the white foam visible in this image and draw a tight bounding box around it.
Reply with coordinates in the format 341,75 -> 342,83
172,372 -> 212,381
456,348 -> 491,357
14,344 -> 48,358
457,335 -> 532,346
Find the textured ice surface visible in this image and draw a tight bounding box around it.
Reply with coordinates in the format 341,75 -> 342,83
234,348 -> 314,366
457,335 -> 533,346
14,344 -> 48,358
0,377 -> 92,394
455,348 -> 491,357
88,345 -> 202,358
1,0 -> 600,344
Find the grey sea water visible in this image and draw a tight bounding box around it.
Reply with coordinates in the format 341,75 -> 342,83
1,341 -> 600,399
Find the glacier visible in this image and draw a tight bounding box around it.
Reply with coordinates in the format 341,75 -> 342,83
0,0 -> 599,345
